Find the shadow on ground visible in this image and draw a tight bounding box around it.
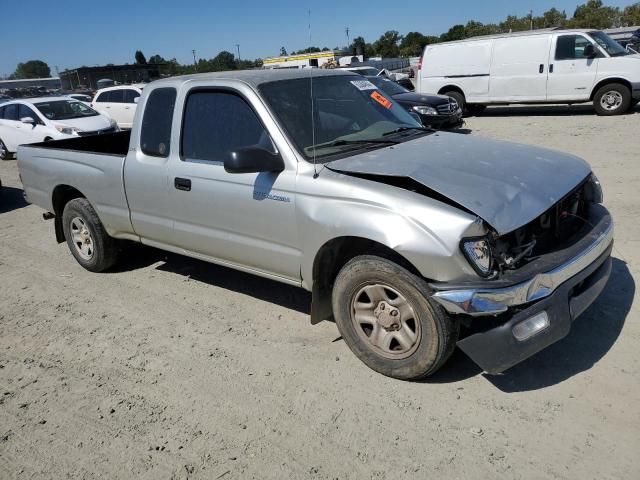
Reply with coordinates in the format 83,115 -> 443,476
476,103 -> 639,117
0,186 -> 29,214
429,258 -> 634,391
114,244 -> 311,315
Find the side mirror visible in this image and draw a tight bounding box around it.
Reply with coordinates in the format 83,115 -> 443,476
224,146 -> 284,174
20,116 -> 35,125
584,44 -> 598,58
133,97 -> 140,104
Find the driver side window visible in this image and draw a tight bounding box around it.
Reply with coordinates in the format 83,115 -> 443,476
555,35 -> 592,60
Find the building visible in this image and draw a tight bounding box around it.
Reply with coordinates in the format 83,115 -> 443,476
59,64 -> 163,90
0,77 -> 61,90
263,50 -> 358,69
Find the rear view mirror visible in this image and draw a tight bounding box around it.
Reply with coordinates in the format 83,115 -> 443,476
225,146 -> 284,174
20,116 -> 35,125
584,44 -> 598,58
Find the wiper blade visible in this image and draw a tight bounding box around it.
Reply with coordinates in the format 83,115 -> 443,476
310,138 -> 399,151
382,126 -> 431,136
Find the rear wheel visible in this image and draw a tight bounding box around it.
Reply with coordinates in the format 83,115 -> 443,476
62,198 -> 118,272
442,90 -> 466,115
332,255 -> 459,380
593,83 -> 631,116
0,138 -> 11,160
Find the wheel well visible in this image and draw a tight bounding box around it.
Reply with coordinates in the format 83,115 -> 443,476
590,78 -> 632,100
309,236 -> 421,325
51,185 -> 86,243
438,85 -> 464,98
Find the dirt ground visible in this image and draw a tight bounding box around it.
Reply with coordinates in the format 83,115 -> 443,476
1,104 -> 638,480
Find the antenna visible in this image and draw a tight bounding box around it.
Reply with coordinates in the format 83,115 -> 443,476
308,9 -> 318,178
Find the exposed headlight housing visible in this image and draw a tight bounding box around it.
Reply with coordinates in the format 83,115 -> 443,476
585,173 -> 603,204
461,237 -> 493,277
55,125 -> 82,135
412,105 -> 438,116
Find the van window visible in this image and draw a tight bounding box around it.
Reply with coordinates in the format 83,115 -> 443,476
555,35 -> 592,60
2,104 -> 19,121
107,90 -> 125,103
181,90 -> 273,163
95,91 -> 110,103
140,88 -> 176,158
123,89 -> 140,104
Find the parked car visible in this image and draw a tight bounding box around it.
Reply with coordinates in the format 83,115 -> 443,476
65,93 -> 93,104
0,98 -> 117,159
18,70 -> 612,380
91,85 -> 144,129
417,29 -> 640,115
365,75 -> 462,129
344,66 -> 415,91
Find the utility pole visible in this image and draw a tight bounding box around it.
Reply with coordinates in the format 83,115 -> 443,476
345,26 -> 350,49
192,49 -> 197,71
235,44 -> 241,61
530,10 -> 534,30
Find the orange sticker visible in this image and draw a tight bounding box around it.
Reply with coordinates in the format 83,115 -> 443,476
370,90 -> 392,109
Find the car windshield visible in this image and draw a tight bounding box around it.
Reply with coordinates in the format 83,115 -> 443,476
349,67 -> 380,76
35,100 -> 99,120
259,75 -> 425,162
588,31 -> 629,57
367,76 -> 410,95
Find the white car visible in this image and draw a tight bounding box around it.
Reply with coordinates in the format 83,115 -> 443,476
91,85 -> 144,129
417,29 -> 640,115
0,97 -> 118,160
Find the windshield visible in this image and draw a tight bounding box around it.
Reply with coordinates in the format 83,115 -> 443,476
259,75 -> 424,162
35,100 -> 99,120
367,76 -> 410,95
347,67 -> 380,76
588,31 -> 629,57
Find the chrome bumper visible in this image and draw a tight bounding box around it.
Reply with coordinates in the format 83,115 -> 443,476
432,217 -> 614,317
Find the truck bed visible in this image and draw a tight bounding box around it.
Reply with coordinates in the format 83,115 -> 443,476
27,130 -> 131,156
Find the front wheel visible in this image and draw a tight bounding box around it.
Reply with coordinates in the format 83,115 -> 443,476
0,138 -> 11,160
332,255 -> 459,380
62,198 -> 118,272
593,83 -> 631,116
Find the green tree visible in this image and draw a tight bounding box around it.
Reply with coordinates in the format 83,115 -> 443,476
373,30 -> 402,57
569,0 -> 620,28
12,60 -> 51,79
440,24 -> 467,42
280,46 -> 288,56
211,51 -> 237,71
350,36 -> 366,55
148,54 -> 166,64
399,32 -> 438,57
135,50 -> 147,64
621,2 -> 640,26
538,8 -> 568,28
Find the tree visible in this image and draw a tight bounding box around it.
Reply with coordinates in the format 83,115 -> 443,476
11,60 -> 50,79
538,8 -> 568,28
399,32 -> 438,57
373,30 -> 402,58
350,36 -> 366,56
440,24 -> 467,42
211,51 -> 236,71
621,2 -> 640,26
280,47 -> 288,56
135,50 -> 147,64
148,54 -> 166,64
569,0 -> 620,28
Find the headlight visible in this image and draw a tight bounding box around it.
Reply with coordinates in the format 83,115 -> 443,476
461,237 -> 493,277
585,173 -> 603,204
55,125 -> 82,135
412,105 -> 438,116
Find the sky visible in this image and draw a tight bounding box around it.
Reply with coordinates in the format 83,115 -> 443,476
0,0 -> 635,77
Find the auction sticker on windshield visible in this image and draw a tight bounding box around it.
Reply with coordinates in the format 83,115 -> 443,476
370,90 -> 393,109
350,80 -> 377,91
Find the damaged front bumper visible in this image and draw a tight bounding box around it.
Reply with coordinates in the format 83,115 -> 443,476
430,204 -> 614,374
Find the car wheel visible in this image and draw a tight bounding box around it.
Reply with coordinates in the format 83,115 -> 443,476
593,83 -> 631,116
62,198 -> 118,272
0,138 -> 11,160
332,255 -> 459,380
442,91 -> 466,115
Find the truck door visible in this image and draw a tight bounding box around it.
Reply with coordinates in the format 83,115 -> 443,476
489,35 -> 552,101
167,87 -> 301,282
547,34 -> 599,101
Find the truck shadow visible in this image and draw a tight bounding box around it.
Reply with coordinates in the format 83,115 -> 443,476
478,103 -> 640,117
0,186 -> 29,214
428,258 -> 634,392
113,244 -> 311,315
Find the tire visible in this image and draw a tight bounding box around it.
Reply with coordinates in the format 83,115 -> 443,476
466,104 -> 486,116
0,138 -> 11,160
593,83 -> 631,116
62,198 -> 118,272
442,90 -> 466,114
332,255 -> 459,380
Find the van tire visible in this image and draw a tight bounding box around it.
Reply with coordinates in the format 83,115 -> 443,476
593,83 -> 631,116
331,255 -> 459,380
442,91 -> 466,114
62,198 -> 118,272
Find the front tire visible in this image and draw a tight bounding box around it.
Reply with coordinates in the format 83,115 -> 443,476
593,83 -> 631,116
0,138 -> 12,160
62,198 -> 118,272
332,255 -> 459,380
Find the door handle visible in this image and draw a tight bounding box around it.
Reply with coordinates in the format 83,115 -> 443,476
174,177 -> 191,191
539,64 -> 545,73
549,64 -> 554,73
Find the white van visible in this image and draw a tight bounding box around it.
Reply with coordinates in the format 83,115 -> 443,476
417,29 -> 640,115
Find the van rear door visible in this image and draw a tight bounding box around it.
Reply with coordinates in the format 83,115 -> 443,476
547,33 -> 599,101
489,34 -> 552,101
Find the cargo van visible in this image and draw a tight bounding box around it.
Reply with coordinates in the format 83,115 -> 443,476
417,29 -> 640,115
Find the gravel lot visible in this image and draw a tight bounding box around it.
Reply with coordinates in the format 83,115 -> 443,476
1,104 -> 638,480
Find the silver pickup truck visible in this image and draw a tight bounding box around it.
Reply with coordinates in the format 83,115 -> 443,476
18,70 -> 613,380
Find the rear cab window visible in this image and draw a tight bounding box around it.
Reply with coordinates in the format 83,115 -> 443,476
140,88 -> 177,157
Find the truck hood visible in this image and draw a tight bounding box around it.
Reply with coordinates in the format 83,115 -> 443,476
326,132 -> 591,235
